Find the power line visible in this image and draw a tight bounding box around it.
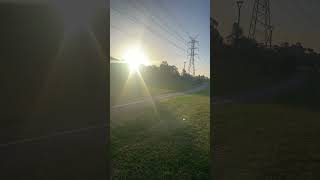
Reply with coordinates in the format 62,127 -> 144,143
154,0 -> 190,37
128,0 -> 188,44
110,6 -> 187,56
111,1 -> 208,75
111,5 -> 186,50
109,27 -> 171,64
110,23 -> 136,37
110,24 -> 180,63
143,0 -> 189,42
148,1 -> 208,75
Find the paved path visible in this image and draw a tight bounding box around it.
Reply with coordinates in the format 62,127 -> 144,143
112,83 -> 209,109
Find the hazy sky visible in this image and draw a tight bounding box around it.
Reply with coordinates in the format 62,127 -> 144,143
111,0 -> 210,77
0,0 -> 107,24
212,0 -> 320,52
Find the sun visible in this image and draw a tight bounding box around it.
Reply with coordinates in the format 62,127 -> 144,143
122,46 -> 150,71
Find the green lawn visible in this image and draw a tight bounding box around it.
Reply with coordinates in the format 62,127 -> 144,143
111,88 -> 210,179
110,80 -> 202,106
111,86 -> 174,106
213,103 -> 320,180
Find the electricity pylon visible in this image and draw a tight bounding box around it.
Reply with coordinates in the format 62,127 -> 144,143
248,0 -> 273,47
188,35 -> 199,76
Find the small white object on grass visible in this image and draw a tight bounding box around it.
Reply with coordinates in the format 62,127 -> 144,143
182,118 -> 186,121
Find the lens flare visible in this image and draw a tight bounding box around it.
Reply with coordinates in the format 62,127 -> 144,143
122,46 -> 150,71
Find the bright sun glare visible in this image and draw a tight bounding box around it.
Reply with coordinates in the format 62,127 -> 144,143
122,46 -> 150,71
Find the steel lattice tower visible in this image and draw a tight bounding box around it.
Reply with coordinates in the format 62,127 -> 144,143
248,0 -> 273,47
188,36 -> 199,76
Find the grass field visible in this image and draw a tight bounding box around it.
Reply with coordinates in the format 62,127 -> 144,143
111,87 -> 210,179
110,78 -> 200,106
111,85 -> 174,106
213,103 -> 320,180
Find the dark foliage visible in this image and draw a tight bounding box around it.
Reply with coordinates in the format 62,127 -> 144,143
140,61 -> 209,89
211,18 -> 320,79
211,17 -> 320,97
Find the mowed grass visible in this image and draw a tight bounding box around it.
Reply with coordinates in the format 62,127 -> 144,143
111,88 -> 210,179
111,80 -> 202,106
213,104 -> 320,180
111,85 -> 174,106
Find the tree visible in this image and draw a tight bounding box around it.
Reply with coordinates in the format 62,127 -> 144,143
160,61 -> 179,77
211,18 -> 224,50
181,67 -> 187,76
226,22 -> 243,46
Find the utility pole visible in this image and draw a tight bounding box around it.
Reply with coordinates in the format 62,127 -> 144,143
182,61 -> 186,75
235,0 -> 244,44
248,0 -> 273,47
236,0 -> 244,26
188,35 -> 199,76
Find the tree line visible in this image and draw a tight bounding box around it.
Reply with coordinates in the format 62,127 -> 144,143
140,61 -> 209,89
211,18 -> 320,79
110,61 -> 209,94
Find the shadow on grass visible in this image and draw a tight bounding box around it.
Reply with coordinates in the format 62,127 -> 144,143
213,103 -> 320,180
269,74 -> 320,112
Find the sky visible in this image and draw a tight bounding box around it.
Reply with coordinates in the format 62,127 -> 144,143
111,0 -> 210,77
0,0 -> 107,29
212,0 -> 320,52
